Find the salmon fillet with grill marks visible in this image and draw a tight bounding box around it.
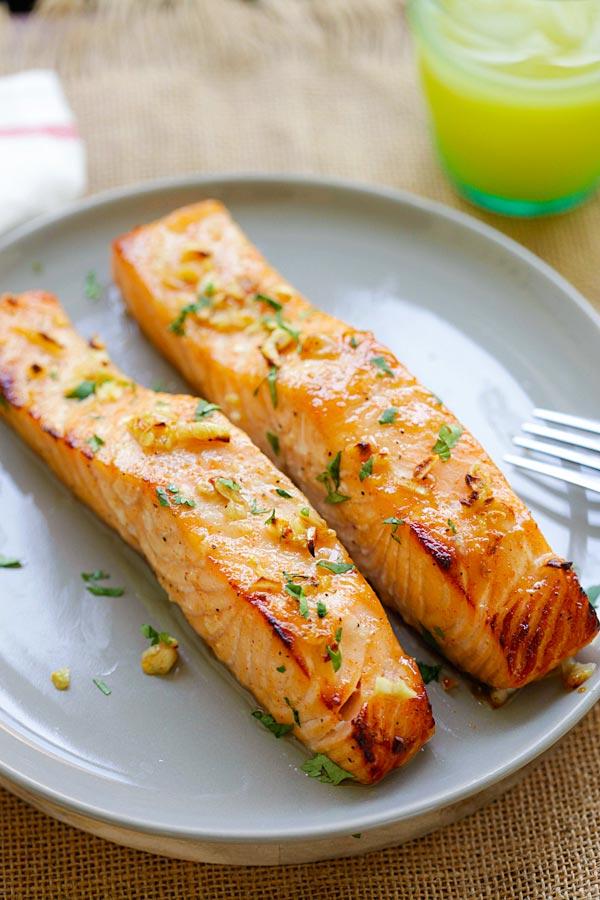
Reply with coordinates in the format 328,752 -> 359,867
0,291 -> 435,785
113,200 -> 599,689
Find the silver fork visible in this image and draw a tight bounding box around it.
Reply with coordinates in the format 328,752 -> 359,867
505,408 -> 600,494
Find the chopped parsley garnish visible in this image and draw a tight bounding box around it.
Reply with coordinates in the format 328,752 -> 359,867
586,585 -> 600,608
284,697 -> 301,727
317,451 -> 350,504
326,627 -> 342,672
432,424 -> 463,462
266,431 -> 280,455
379,407 -> 398,425
253,366 -> 279,408
251,499 -> 269,515
152,381 -> 165,393
168,293 -> 212,336
252,710 -> 294,739
265,509 -> 276,525
93,678 -> 111,696
383,516 -> 403,543
141,624 -> 176,646
65,380 -> 96,400
81,570 -> 110,582
299,507 -> 310,517
276,488 -> 292,499
359,457 -> 373,481
81,570 -> 124,596
156,487 -> 170,507
447,519 -> 457,534
86,584 -> 125,597
276,664 -> 286,673
301,754 -> 355,785
417,661 -> 442,684
352,834 -> 362,839
0,554 -> 22,568
87,434 -> 105,453
284,576 -> 309,619
85,271 -> 101,301
194,398 -> 220,419
316,560 -> 355,575
156,485 -> 196,508
349,335 -> 359,348
267,366 -> 278,408
370,355 -> 395,378
255,293 -> 282,312
316,599 -> 328,618
216,477 -> 240,492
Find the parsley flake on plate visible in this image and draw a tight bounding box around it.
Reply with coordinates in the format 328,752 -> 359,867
141,624 -> 176,646
276,488 -> 292,499
417,661 -> 442,684
85,270 -> 101,302
301,753 -> 355,785
0,554 -> 22,568
93,678 -> 111,696
252,710 -> 294,739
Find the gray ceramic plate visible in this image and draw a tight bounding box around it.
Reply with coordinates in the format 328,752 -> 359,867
0,176 -> 598,865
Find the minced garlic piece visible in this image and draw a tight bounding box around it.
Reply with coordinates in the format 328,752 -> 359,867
141,638 -> 179,676
51,668 -> 71,691
96,380 -> 125,402
561,657 -> 596,690
374,676 -> 417,701
130,416 -> 230,450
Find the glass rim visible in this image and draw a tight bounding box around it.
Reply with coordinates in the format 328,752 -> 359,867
407,0 -> 600,93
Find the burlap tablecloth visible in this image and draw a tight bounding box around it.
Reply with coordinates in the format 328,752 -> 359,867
1,2 -> 599,897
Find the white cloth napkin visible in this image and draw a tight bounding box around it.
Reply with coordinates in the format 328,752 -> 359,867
0,69 -> 86,235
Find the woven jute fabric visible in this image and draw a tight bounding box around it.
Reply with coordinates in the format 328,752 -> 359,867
1,2 -> 599,897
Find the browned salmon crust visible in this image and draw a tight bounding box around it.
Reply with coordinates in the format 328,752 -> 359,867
0,291 -> 435,784
113,201 -> 599,689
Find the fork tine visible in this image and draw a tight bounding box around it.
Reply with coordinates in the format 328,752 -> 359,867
504,454 -> 600,493
533,408 -> 600,435
522,423 -> 600,454
513,436 -> 600,472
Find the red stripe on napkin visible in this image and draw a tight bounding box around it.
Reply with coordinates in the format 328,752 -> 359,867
0,124 -> 79,139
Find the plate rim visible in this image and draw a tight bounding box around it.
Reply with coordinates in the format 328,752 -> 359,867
0,172 -> 598,844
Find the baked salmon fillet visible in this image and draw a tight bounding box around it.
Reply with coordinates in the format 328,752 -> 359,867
0,290 -> 434,784
113,201 -> 599,689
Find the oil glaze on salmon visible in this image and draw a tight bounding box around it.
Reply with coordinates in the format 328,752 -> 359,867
113,201 -> 599,689
0,291 -> 434,785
